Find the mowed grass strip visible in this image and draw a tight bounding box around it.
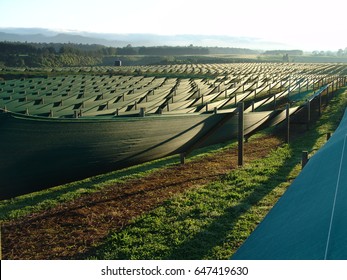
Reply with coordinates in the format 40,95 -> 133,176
86,88 -> 347,260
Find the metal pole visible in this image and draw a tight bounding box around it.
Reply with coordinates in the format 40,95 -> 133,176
302,151 -> 309,169
318,92 -> 322,117
238,102 -> 244,166
139,107 -> 146,117
180,153 -> 186,164
286,103 -> 290,144
306,100 -> 311,130
327,132 -> 331,141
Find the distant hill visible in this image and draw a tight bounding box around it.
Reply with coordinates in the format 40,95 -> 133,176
0,27 -> 289,50
0,29 -> 125,47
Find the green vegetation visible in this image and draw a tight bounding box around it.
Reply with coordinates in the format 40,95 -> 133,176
0,42 -> 262,68
81,88 -> 346,260
87,145 -> 293,260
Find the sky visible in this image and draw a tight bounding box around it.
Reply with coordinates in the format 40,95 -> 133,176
0,0 -> 346,51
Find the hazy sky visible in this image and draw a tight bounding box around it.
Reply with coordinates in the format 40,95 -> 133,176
0,0 -> 346,50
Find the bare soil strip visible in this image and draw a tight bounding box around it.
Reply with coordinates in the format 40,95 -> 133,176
2,135 -> 282,259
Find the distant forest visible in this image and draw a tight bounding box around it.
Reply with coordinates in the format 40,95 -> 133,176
0,42 -> 260,67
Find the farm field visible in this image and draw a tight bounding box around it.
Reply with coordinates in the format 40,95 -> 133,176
0,62 -> 347,259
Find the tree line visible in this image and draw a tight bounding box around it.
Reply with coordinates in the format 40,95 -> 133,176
0,42 -> 262,67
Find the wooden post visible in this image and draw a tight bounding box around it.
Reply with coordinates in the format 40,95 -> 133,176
302,151 -> 309,169
238,102 -> 244,166
214,107 -> 218,114
286,103 -> 290,144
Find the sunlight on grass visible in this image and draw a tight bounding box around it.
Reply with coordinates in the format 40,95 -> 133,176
85,88 -> 347,260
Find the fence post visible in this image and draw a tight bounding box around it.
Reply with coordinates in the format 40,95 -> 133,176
139,107 -> 146,117
327,132 -> 331,141
238,102 -> 244,166
180,153 -> 186,164
306,100 -> 310,130
318,92 -> 322,116
286,103 -> 290,144
302,151 -> 309,169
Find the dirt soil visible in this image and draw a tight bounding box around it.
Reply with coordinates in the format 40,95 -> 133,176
1,135 -> 283,259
